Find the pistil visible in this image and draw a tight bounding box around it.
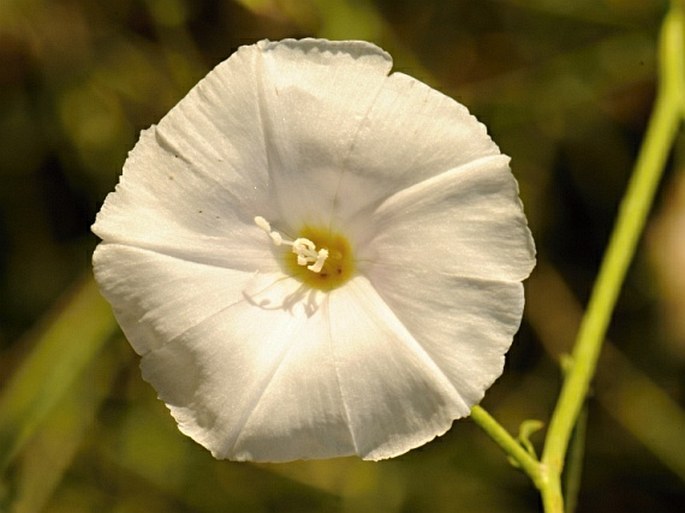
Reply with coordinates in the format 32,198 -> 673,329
255,216 -> 329,273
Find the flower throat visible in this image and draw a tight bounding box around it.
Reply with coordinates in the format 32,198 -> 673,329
255,217 -> 354,290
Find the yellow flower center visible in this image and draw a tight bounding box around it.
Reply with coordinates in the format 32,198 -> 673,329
284,225 -> 354,290
255,217 -> 355,291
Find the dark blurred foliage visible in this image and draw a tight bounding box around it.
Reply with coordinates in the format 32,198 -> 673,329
1,1 -> 684,512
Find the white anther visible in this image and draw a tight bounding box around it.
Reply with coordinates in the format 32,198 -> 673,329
308,248 -> 329,273
254,216 -> 271,232
292,238 -> 316,254
254,216 -> 329,274
292,238 -> 317,266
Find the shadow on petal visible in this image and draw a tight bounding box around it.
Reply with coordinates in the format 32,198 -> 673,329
242,274 -> 324,318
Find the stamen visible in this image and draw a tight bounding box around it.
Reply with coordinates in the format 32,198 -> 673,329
254,216 -> 330,274
254,216 -> 284,246
308,248 -> 329,273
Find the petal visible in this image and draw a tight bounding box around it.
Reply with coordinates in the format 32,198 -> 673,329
359,154 -> 536,282
369,266 -> 526,408
93,131 -> 278,271
330,71 -> 503,231
254,39 -> 394,230
351,72 -> 501,180
327,276 -> 469,461
92,243 -> 285,354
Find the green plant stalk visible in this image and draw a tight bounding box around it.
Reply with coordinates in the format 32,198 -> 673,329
541,0 -> 685,482
470,406 -> 543,487
471,406 -> 565,512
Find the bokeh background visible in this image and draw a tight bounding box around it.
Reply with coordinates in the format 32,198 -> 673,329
1,0 -> 684,512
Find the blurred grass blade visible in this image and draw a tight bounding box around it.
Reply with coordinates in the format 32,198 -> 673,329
563,405 -> 587,513
9,338 -> 121,513
0,275 -> 117,474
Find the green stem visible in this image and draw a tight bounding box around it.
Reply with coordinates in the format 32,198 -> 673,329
541,0 -> 684,483
539,475 -> 564,513
470,406 -> 543,488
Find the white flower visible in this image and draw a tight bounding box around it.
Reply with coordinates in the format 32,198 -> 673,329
92,38 -> 536,462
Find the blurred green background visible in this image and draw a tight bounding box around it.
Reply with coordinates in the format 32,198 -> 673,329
1,0 -> 684,511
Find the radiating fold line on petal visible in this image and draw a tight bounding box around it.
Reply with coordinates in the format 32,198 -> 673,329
141,295 -> 246,358
336,154 -> 515,250
252,44 -> 277,205
325,298 -> 360,455
357,261 -> 528,285
252,42 -> 306,234
328,278 -> 471,459
356,153 -> 535,283
368,268 -> 524,406
372,154 -> 512,220
94,244 -> 294,360
223,315 -> 301,456
347,278 -> 470,412
97,233 -> 276,273
141,273 -> 293,360
325,71 -> 503,235
253,39 -> 395,232
326,70 -> 391,232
